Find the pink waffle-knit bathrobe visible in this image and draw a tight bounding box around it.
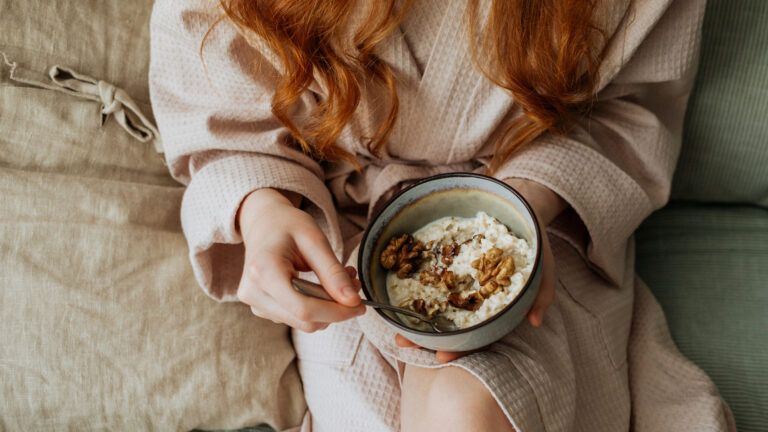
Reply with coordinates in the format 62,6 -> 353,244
149,0 -> 735,430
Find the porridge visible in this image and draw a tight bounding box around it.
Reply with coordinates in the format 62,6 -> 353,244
381,211 -> 534,329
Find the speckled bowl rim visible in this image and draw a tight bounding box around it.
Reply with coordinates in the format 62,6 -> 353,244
358,172 -> 543,337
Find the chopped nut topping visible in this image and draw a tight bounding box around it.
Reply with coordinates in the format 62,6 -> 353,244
462,233 -> 485,246
401,298 -> 448,319
448,291 -> 484,311
479,280 -> 500,298
411,298 -> 427,316
425,299 -> 447,317
472,248 -> 516,293
419,240 -> 437,262
440,242 -> 460,265
445,271 -> 474,291
441,270 -> 459,290
384,212 -> 529,329
380,234 -> 426,278
491,256 -> 515,286
419,269 -> 443,286
472,247 -> 503,269
419,268 -> 473,292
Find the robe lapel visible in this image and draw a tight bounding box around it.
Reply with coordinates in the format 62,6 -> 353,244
597,0 -> 670,90
394,0 -> 514,164
234,0 -> 518,166
362,19 -> 423,160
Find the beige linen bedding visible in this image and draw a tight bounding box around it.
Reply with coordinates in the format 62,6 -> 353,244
0,1 -> 305,430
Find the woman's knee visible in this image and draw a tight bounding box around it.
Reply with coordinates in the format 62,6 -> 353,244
401,365 -> 514,432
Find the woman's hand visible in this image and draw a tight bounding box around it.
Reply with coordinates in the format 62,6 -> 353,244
236,188 -> 365,332
395,178 -> 566,363
504,178 -> 565,327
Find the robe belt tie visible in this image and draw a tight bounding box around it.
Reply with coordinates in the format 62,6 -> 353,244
1,52 -> 162,152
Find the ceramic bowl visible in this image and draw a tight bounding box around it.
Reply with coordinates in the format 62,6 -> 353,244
358,173 -> 543,352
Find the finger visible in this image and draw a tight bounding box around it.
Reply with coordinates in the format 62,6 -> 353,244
269,275 -> 365,323
247,254 -> 365,323
395,334 -> 419,348
527,308 -> 544,328
528,285 -> 553,327
345,266 -> 357,278
528,283 -> 554,327
436,351 -> 466,363
247,291 -> 328,333
529,236 -> 556,327
294,229 -> 361,306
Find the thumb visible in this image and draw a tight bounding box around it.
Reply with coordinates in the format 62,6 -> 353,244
293,227 -> 361,307
528,233 -> 556,327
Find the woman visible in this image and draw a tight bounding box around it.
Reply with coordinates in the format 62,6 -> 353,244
149,0 -> 734,430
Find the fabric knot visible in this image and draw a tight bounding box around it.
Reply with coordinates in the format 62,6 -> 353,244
97,80 -> 121,116
46,66 -> 162,150
0,52 -> 163,153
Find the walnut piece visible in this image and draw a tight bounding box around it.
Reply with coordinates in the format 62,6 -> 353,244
411,299 -> 427,316
419,268 -> 473,292
401,298 -> 447,319
472,248 -> 516,297
492,256 -> 516,286
418,240 -> 437,262
448,291 -> 484,311
425,299 -> 448,317
440,242 -> 460,265
380,234 -> 426,278
445,271 -> 474,291
461,233 -> 485,246
419,269 -> 442,286
479,280 -> 500,298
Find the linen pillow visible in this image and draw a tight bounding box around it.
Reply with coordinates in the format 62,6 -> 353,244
636,204 -> 768,432
0,0 -> 305,430
671,0 -> 768,206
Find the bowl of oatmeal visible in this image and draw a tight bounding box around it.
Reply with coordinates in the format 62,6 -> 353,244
358,173 -> 543,352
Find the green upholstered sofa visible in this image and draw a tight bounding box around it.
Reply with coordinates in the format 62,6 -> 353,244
635,1 -> 768,431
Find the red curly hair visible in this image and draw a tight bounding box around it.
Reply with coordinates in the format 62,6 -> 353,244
216,0 -> 603,173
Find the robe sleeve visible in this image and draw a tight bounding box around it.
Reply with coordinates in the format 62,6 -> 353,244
494,0 -> 705,284
149,1 -> 342,301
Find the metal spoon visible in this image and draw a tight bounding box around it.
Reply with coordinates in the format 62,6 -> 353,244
291,277 -> 454,333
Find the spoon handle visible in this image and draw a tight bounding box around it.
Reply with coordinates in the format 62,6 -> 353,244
289,277 -> 336,301
290,277 -> 432,322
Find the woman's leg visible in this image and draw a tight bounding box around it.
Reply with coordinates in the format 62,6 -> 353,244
400,364 -> 515,432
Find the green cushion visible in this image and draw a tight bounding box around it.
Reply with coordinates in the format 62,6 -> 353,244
671,0 -> 768,206
636,204 -> 768,431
